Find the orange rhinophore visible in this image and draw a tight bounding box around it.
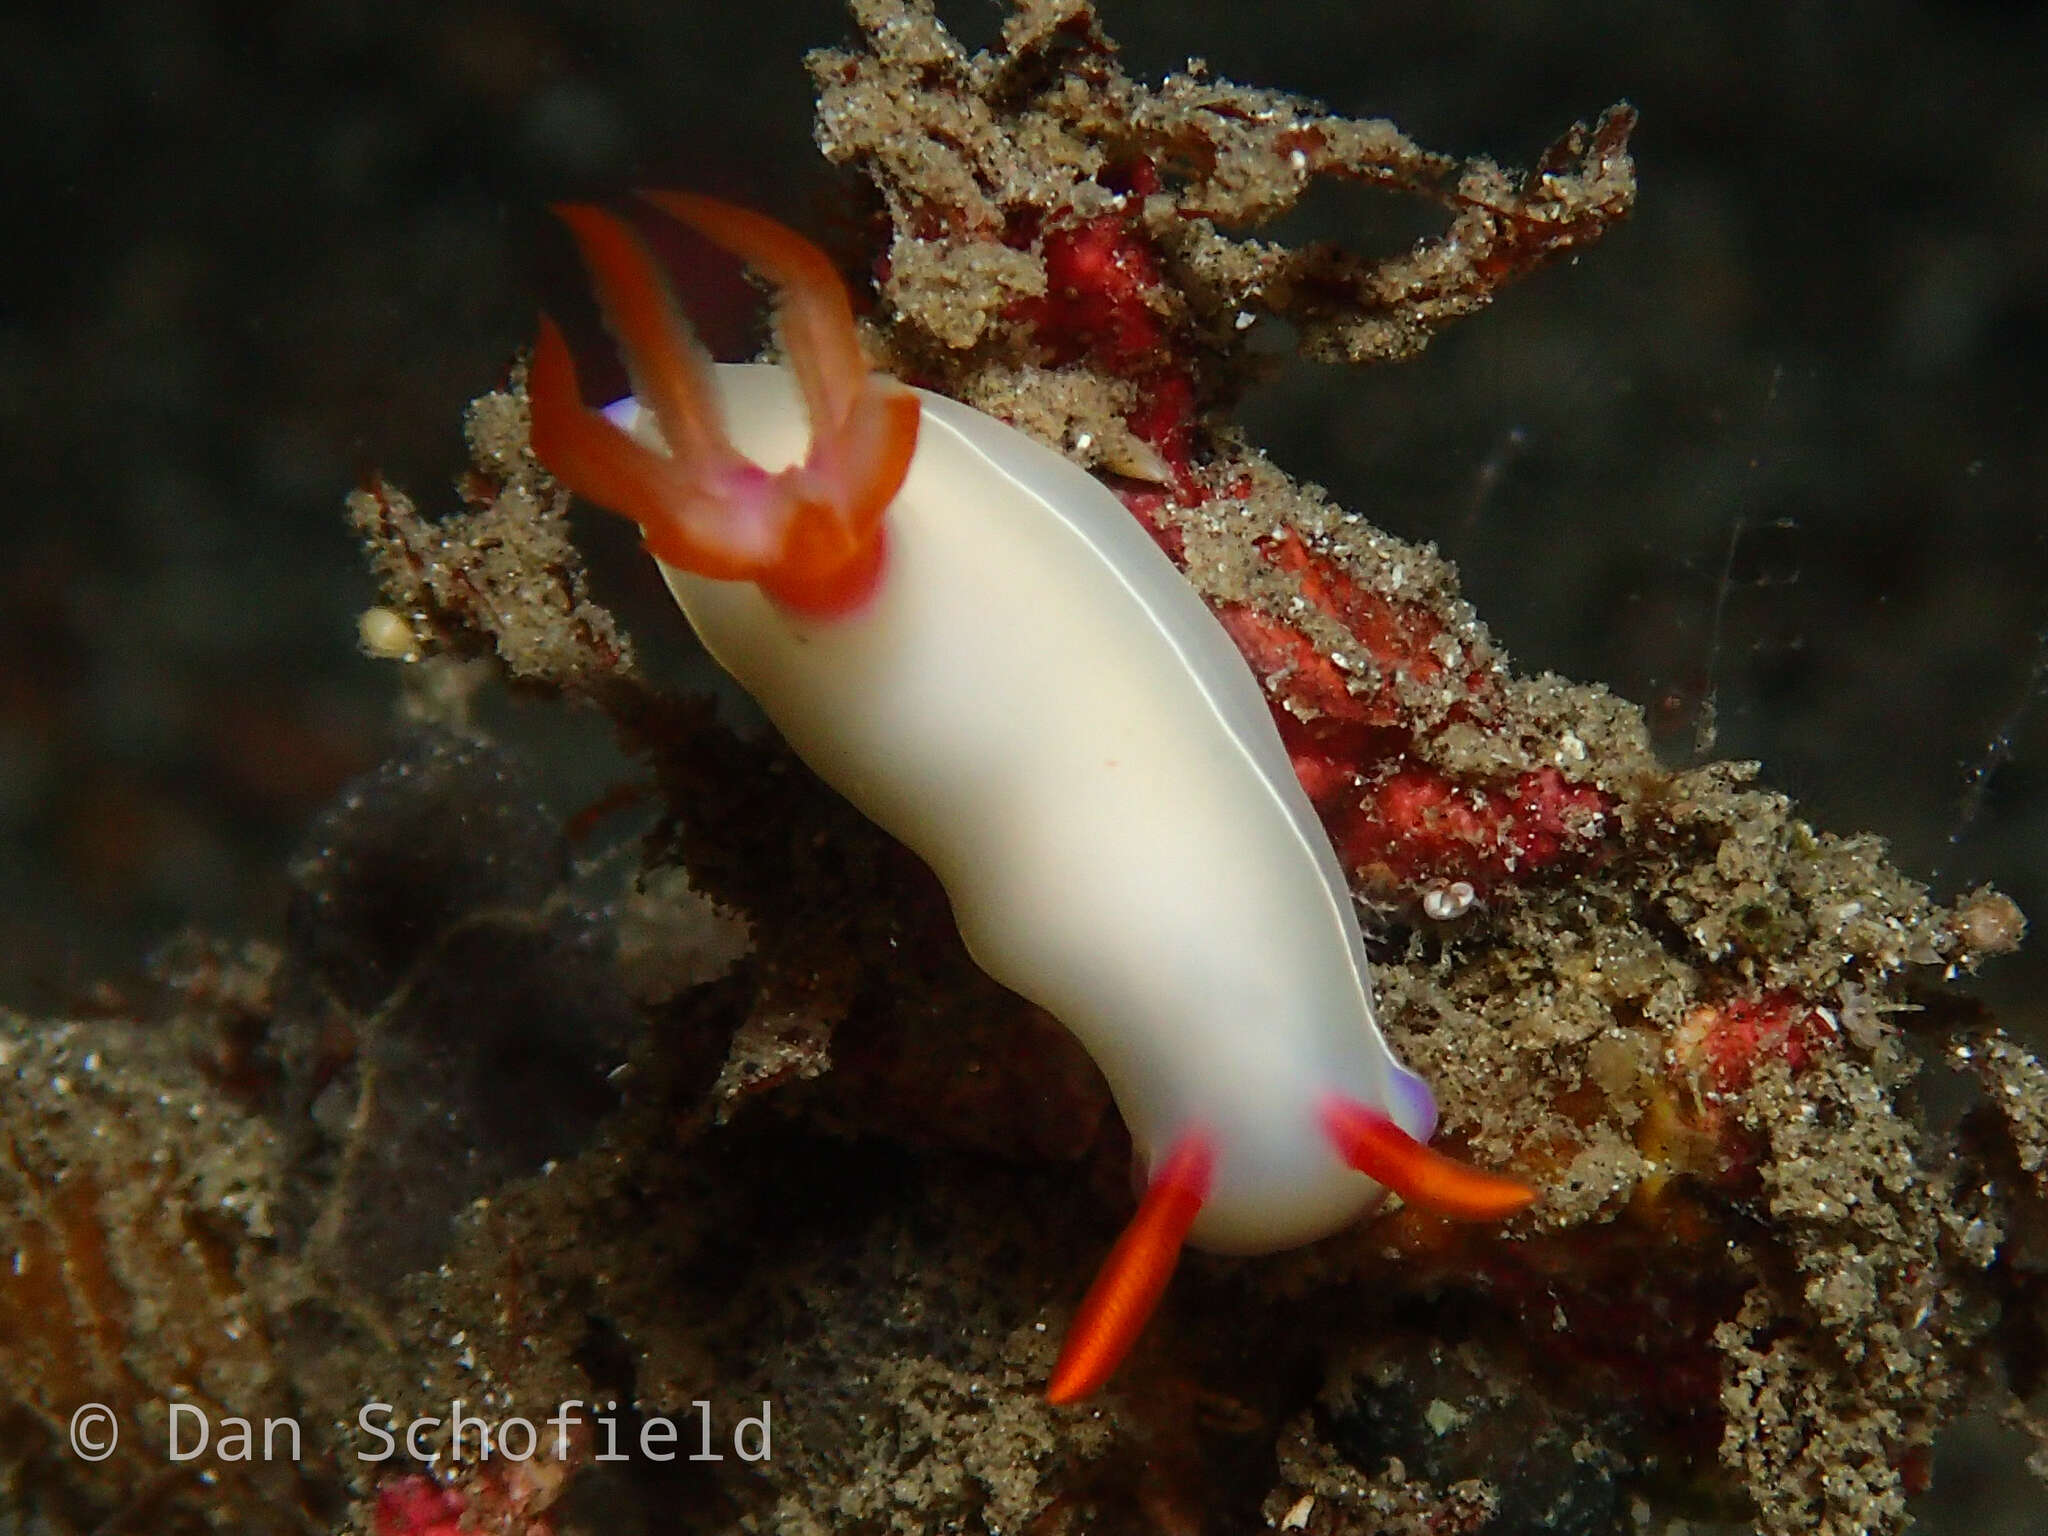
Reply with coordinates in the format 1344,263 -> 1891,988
1047,1132 -> 1215,1405
1320,1095 -> 1537,1221
529,194 -> 920,615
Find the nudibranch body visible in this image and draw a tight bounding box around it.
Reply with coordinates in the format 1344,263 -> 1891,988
531,195 -> 1533,1403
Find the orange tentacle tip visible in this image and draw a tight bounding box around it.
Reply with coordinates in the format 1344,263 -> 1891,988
1045,1131 -> 1215,1405
528,194 -> 921,617
1320,1094 -> 1536,1222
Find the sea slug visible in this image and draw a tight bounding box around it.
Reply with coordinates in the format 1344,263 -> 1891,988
528,194 -> 1533,1402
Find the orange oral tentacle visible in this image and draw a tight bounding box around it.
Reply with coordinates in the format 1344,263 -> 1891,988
535,195 -> 919,615
529,316 -> 686,533
551,203 -> 738,472
1046,1131 -> 1215,1405
1320,1095 -> 1536,1221
530,316 -> 756,582
641,191 -> 868,433
758,520 -> 891,619
816,387 -> 924,529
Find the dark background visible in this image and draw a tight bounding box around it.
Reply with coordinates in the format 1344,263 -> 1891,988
3,1 -> 2045,1527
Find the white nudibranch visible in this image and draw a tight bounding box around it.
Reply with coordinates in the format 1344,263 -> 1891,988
529,193 -> 1535,1403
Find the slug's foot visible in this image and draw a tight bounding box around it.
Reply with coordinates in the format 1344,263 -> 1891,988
1045,1107 -> 1532,1403
530,194 -> 920,617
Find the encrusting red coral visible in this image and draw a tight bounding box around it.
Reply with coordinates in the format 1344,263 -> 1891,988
372,1477 -> 466,1536
1013,212 -> 1170,372
1672,992 -> 1841,1097
1008,202 -> 1205,501
992,142 -> 1622,905
370,1448 -> 571,1536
